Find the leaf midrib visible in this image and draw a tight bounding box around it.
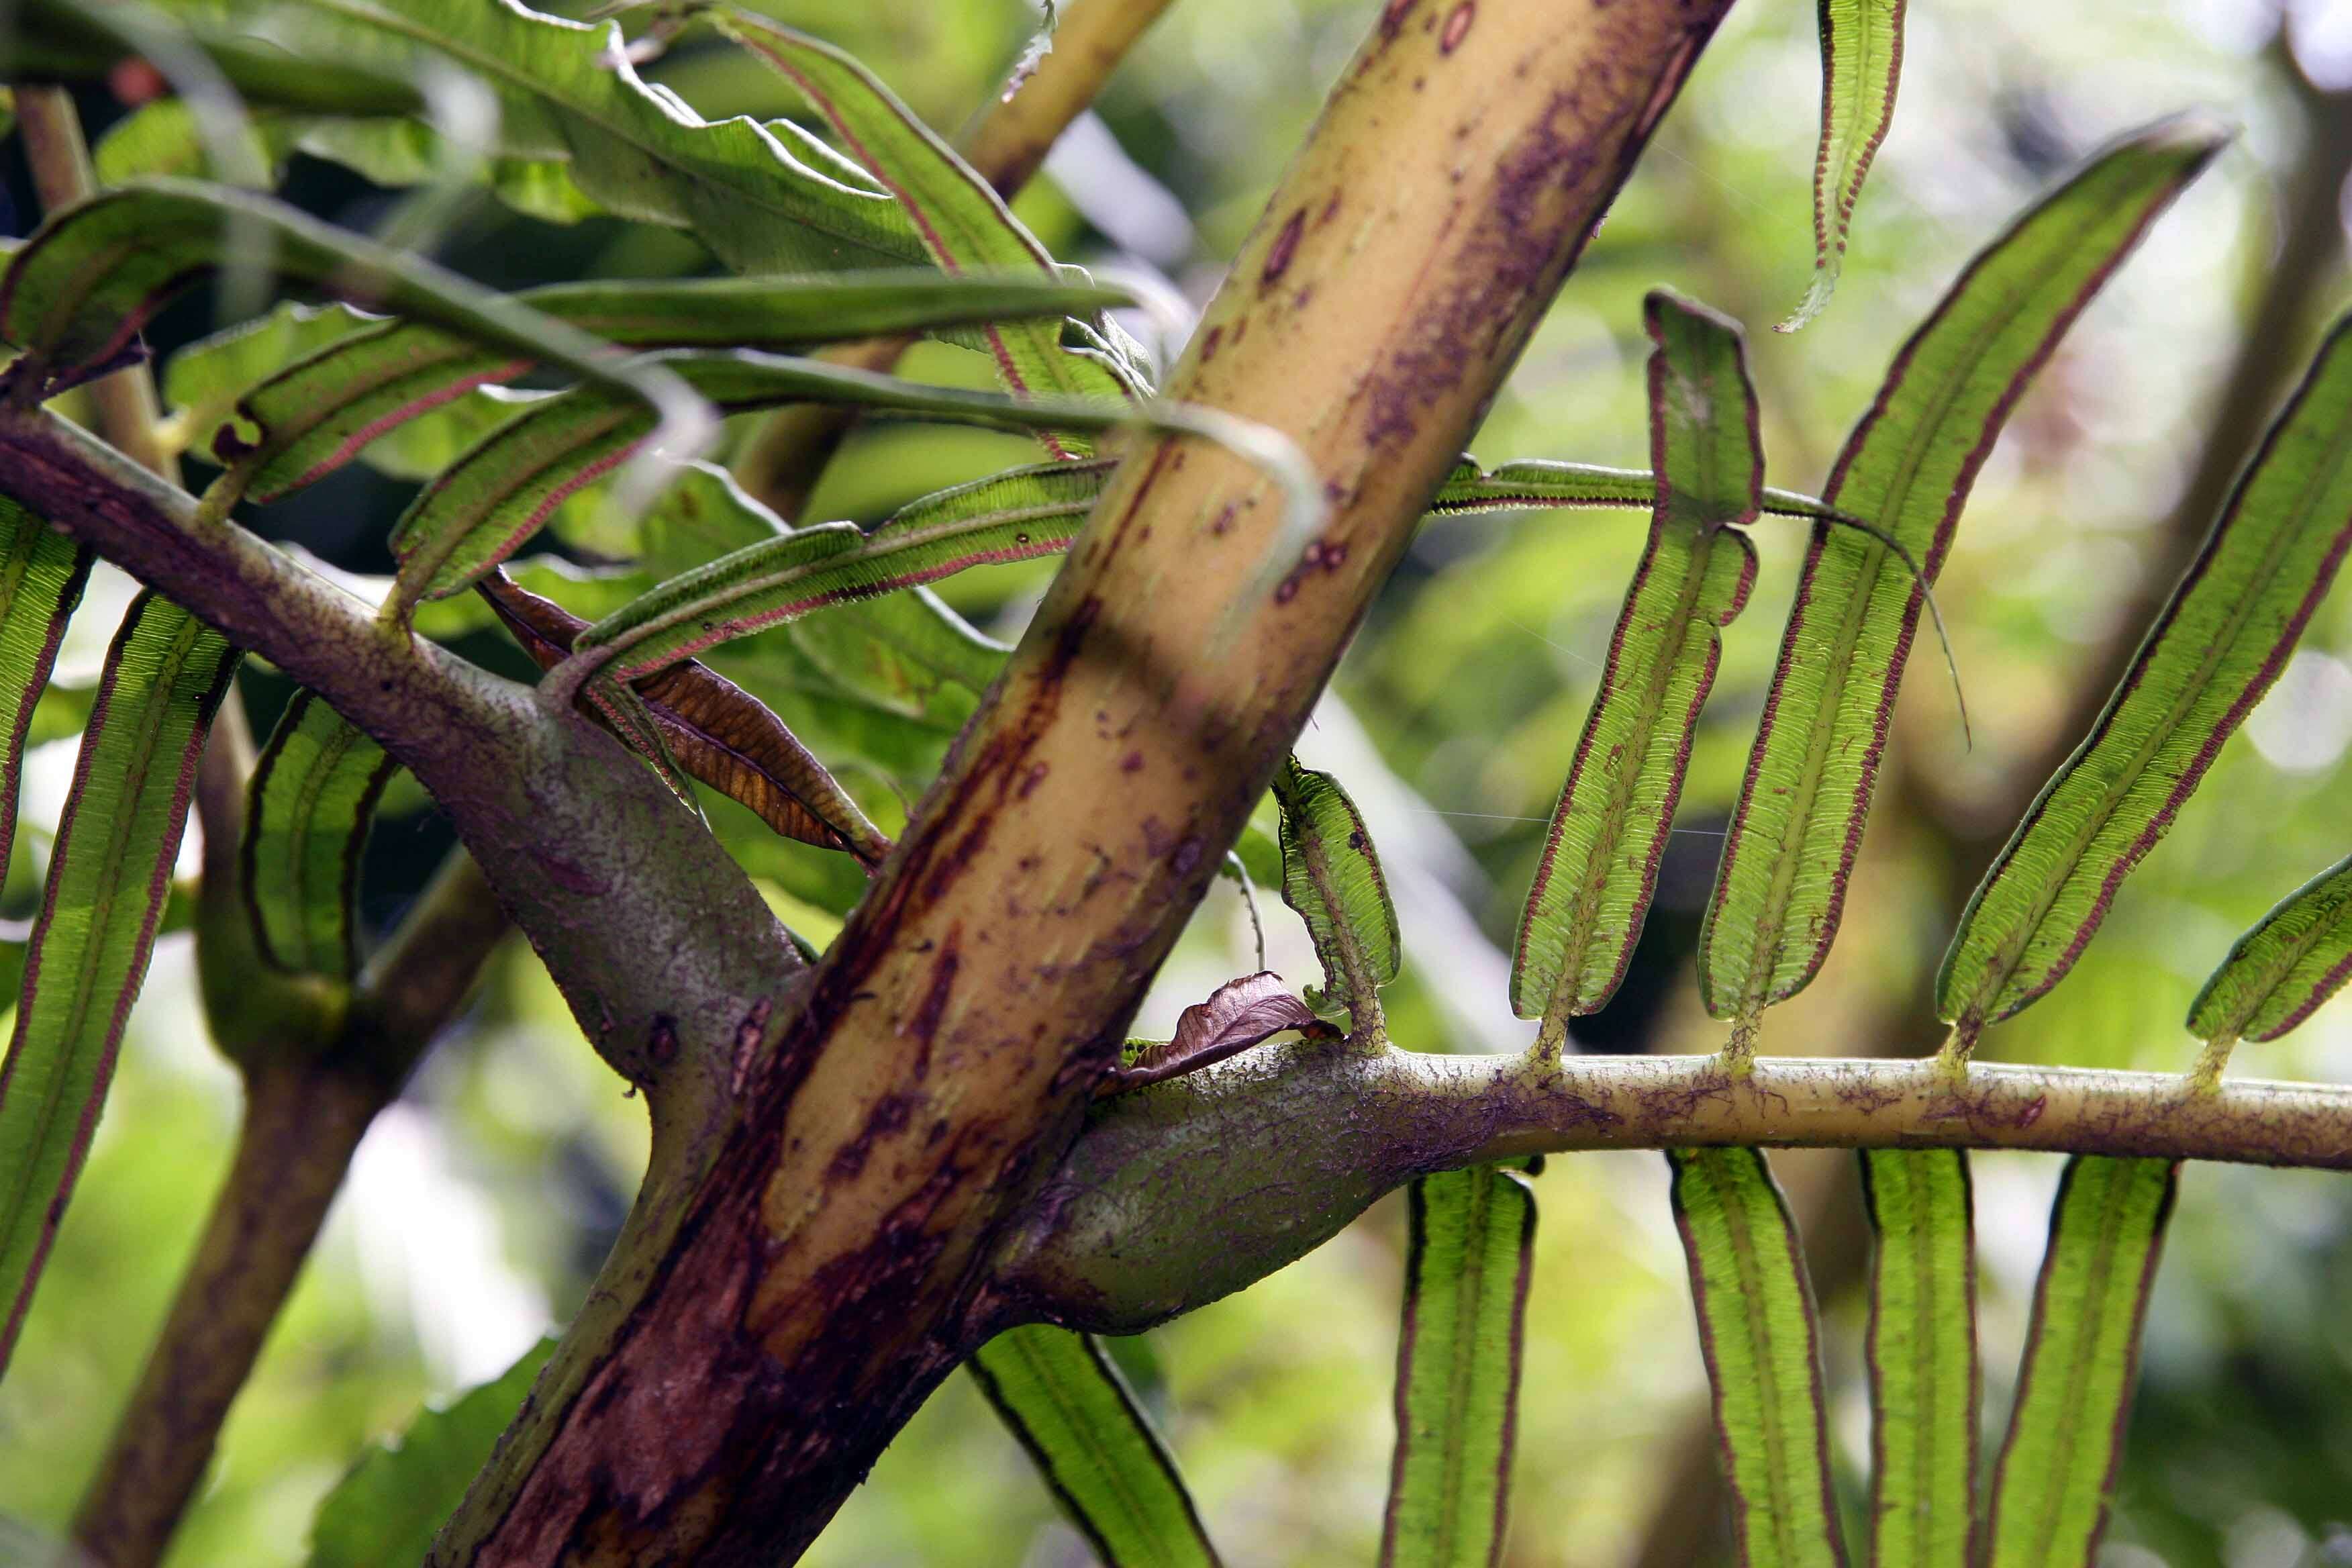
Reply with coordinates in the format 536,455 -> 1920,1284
1974,426 -> 2352,1017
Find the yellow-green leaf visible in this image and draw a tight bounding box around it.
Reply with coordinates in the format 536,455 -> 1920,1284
1380,1161 -> 1539,1568
1511,291 -> 1761,1039
0,595 -> 238,1373
1668,1146 -> 1847,1568
1939,313 -> 2352,1031
969,1326 -> 1222,1568
1699,119 -> 2225,1029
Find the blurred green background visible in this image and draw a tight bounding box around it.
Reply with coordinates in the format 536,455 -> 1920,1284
4,0 -> 2352,1562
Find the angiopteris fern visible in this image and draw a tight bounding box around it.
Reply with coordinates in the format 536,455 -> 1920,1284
3,1 -> 2349,1563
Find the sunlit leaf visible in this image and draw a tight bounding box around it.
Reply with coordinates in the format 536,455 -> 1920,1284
2188,850 -> 2352,1045
1512,291 -> 1760,1041
242,690 -> 400,979
1270,757 -> 1400,1026
0,594 -> 238,1372
1380,1161 -> 1539,1568
1698,118 -> 2226,1029
1983,1157 -> 2177,1568
1779,0 -> 1907,332
1668,1146 -> 1847,1568
554,457 -> 786,579
305,1336 -> 556,1568
787,587 -> 1010,712
91,98 -> 590,226
969,1325 -> 1222,1568
393,349 -> 1315,611
714,9 -> 1133,430
287,0 -> 925,273
1859,1148 -> 1977,1568
89,101 -> 519,207
1939,313 -> 2352,1032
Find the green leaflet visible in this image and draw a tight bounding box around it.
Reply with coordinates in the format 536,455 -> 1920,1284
162,300 -> 376,463
336,389 -> 550,490
1781,0 -> 1907,332
784,598 -> 988,738
294,116 -> 603,226
1433,464 -> 1954,654
1430,460 -> 1671,516
305,1336 -> 556,1568
1380,1161 -> 1539,1568
554,458 -> 786,580
566,462 -> 1114,682
1430,459 -> 1837,523
242,690 -> 401,979
545,458 -> 1010,715
0,501 -> 95,894
716,11 -> 1132,425
572,452 -> 1828,695
1859,1149 -> 1977,1568
170,272 -> 1122,501
1668,1146 -> 1847,1568
517,442 -> 1869,720
0,595 -> 238,1371
1983,1157 -> 2177,1568
791,587 -> 1010,707
95,97 -> 284,187
1938,315 -> 2352,1032
0,177 -> 707,471
286,0 -> 923,273
389,352 -> 1310,609
1512,292 -> 1761,1038
524,451 -> 1835,683
969,1326 -> 1222,1568
2189,851 -> 2352,1045
1271,757 -> 1401,1027
1698,119 -> 2225,1029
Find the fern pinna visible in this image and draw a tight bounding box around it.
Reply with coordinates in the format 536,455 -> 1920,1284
0,2 -> 2347,1565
